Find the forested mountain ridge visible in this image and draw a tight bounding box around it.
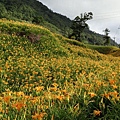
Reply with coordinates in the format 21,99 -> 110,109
0,0 -> 71,33
0,0 -> 119,46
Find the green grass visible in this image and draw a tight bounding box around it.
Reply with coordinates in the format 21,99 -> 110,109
0,19 -> 120,120
88,44 -> 119,55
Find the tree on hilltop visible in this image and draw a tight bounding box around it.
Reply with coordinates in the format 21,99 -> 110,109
103,28 -> 110,45
69,12 -> 93,41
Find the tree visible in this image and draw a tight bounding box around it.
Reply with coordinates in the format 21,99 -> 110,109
118,44 -> 120,48
18,5 -> 35,21
103,28 -> 110,45
0,3 -> 7,18
32,16 -> 44,24
69,12 -> 93,41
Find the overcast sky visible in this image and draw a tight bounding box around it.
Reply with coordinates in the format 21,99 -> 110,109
38,0 -> 120,44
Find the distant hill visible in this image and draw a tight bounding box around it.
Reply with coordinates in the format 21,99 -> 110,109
0,0 -> 119,46
0,0 -> 71,34
83,29 -> 118,46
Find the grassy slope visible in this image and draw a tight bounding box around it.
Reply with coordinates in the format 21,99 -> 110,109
0,19 -> 120,120
88,44 -> 120,55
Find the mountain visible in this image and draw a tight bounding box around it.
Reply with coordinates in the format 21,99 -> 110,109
0,0 -> 71,34
0,0 -> 118,46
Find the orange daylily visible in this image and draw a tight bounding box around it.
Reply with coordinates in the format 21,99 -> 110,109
12,102 -> 26,111
93,110 -> 101,116
3,96 -> 11,104
88,92 -> 96,98
32,112 -> 46,120
109,80 -> 116,85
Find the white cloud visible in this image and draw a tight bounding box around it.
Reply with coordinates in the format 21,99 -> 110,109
39,0 -> 120,43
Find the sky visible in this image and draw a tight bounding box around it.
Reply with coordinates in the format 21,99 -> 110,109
38,0 -> 120,44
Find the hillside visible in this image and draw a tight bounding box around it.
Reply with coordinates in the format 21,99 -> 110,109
0,0 -> 119,46
0,0 -> 71,35
0,19 -> 120,120
83,29 -> 118,46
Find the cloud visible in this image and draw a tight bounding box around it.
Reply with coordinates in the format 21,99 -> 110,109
39,0 -> 120,43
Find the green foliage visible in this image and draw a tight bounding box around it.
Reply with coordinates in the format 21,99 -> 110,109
103,28 -> 110,46
88,45 -> 119,54
32,16 -> 44,24
119,44 -> 120,48
69,12 -> 93,41
0,3 -> 7,18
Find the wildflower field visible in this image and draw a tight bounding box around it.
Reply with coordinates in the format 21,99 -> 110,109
0,19 -> 120,120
